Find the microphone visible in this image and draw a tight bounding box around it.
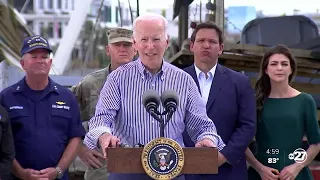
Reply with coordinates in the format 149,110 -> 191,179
142,89 -> 160,114
142,90 -> 162,125
161,90 -> 179,123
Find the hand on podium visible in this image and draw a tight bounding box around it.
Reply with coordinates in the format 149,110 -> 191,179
98,133 -> 120,158
195,138 -> 217,148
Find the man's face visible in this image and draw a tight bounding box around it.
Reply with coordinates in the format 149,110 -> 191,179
190,28 -> 223,64
20,48 -> 52,76
106,41 -> 136,65
133,20 -> 169,68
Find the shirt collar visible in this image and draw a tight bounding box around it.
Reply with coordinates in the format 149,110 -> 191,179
14,76 -> 60,94
106,63 -> 112,76
136,58 -> 167,81
194,63 -> 217,79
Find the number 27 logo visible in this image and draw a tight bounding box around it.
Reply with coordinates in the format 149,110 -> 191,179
288,148 -> 307,163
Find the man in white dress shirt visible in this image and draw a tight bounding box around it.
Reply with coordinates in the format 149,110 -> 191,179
182,21 -> 256,180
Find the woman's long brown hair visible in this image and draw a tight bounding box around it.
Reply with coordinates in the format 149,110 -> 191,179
255,44 -> 297,120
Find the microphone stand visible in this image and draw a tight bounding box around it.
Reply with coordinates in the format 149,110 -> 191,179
149,110 -> 165,137
150,109 -> 175,138
164,108 -> 175,126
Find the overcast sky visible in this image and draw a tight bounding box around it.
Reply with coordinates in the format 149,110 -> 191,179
127,0 -> 320,15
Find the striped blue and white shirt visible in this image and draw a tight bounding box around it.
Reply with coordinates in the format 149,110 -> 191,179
84,59 -> 225,151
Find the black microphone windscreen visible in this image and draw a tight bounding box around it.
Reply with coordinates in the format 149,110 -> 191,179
161,90 -> 179,106
142,89 -> 160,107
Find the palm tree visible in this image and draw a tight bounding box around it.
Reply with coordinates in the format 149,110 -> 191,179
78,20 -> 111,70
79,21 -> 94,61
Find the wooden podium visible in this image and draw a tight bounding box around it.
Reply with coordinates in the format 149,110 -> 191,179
107,146 -> 218,177
106,92 -> 219,179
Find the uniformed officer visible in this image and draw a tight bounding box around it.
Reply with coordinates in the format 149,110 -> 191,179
70,27 -> 136,180
0,104 -> 14,180
0,35 -> 86,180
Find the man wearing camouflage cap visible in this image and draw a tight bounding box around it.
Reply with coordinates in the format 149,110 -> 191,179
70,27 -> 136,180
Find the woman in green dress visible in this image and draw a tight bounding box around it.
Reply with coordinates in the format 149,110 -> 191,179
246,44 -> 320,180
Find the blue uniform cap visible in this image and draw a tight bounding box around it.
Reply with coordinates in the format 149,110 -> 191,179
20,35 -> 52,56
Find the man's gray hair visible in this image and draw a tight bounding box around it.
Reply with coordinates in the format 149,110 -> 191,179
21,54 -> 26,60
21,51 -> 52,61
132,12 -> 169,40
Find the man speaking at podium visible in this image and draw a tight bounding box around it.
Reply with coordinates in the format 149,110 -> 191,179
84,12 -> 225,180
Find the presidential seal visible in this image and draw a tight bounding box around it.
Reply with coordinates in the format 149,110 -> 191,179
141,137 -> 185,180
